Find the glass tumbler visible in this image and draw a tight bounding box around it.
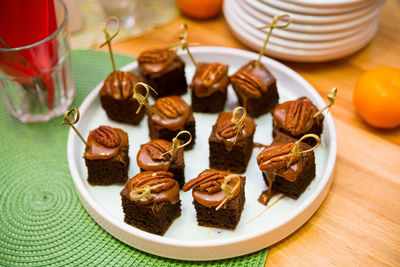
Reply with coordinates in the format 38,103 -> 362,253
0,0 -> 75,123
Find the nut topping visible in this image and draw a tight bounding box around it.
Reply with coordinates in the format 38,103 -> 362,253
130,171 -> 176,193
155,97 -> 184,118
106,71 -> 136,99
92,126 -> 121,148
138,49 -> 174,64
200,63 -> 228,87
217,121 -> 238,139
145,140 -> 172,161
230,70 -> 267,98
285,98 -> 313,136
257,143 -> 301,172
183,169 -> 230,193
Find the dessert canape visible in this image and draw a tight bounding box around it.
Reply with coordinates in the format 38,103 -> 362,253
257,132 -> 319,205
230,14 -> 292,118
209,107 -> 255,173
147,95 -> 195,149
138,48 -> 187,98
120,171 -> 181,235
183,169 -> 245,230
136,131 -> 191,188
272,88 -> 336,146
99,71 -> 145,124
190,62 -> 229,113
99,17 -> 145,124
84,125 -> 130,185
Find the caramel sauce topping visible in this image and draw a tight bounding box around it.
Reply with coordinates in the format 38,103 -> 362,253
215,112 -> 255,151
99,71 -> 140,99
190,62 -> 229,97
137,139 -> 173,172
183,169 -> 241,208
138,48 -> 179,74
128,171 -> 179,204
84,126 -> 128,160
151,96 -> 191,131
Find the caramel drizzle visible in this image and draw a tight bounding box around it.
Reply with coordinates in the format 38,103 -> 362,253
255,14 -> 292,67
162,130 -> 192,162
183,170 -> 240,211
313,87 -> 337,118
129,171 -> 176,201
61,108 -> 88,147
132,82 -> 165,118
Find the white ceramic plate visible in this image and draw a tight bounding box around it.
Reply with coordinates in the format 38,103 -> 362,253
281,0 -> 373,7
225,1 -> 379,62
233,0 -> 378,49
249,0 -> 381,25
237,0 -> 384,33
264,0 -> 376,15
67,47 -> 337,260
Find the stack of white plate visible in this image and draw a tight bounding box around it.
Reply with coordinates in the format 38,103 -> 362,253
223,0 -> 386,62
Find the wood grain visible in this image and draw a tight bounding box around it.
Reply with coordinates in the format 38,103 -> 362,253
108,0 -> 400,265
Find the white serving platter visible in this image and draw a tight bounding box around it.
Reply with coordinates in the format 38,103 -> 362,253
67,46 -> 337,260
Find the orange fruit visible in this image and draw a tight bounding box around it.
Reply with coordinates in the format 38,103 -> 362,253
175,0 -> 223,20
353,66 -> 400,129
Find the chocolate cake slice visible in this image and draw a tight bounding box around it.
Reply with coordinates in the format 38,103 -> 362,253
120,171 -> 181,235
190,62 -> 229,113
137,139 -> 185,188
209,111 -> 255,173
99,70 -> 145,125
183,169 -> 245,230
84,125 -> 129,185
272,97 -> 324,146
257,132 -> 316,199
230,60 -> 279,117
147,96 -> 195,149
138,48 -> 187,97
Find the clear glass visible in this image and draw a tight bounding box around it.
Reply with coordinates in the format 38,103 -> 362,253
0,0 -> 75,123
100,0 -> 138,28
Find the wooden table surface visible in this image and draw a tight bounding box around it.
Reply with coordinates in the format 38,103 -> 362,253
110,1 -> 400,265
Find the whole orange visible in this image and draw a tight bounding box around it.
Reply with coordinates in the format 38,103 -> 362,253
175,0 -> 223,20
353,66 -> 400,129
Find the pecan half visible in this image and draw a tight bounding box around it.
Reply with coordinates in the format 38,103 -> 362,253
145,140 -> 172,161
285,98 -> 313,136
230,70 -> 267,98
131,171 -> 176,193
92,126 -> 121,148
138,49 -> 174,64
257,143 -> 300,172
183,169 -> 230,193
106,71 -> 136,99
155,97 -> 184,118
217,120 -> 237,139
200,63 -> 227,87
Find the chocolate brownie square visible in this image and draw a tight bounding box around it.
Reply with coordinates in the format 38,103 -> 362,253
137,139 -> 186,188
84,126 -> 129,185
138,49 -> 187,98
209,112 -> 255,173
257,132 -> 316,199
99,70 -> 145,125
183,169 -> 246,230
190,62 -> 229,113
230,60 -> 279,117
120,171 -> 181,235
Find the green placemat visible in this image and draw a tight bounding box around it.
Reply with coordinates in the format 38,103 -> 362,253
0,50 -> 268,266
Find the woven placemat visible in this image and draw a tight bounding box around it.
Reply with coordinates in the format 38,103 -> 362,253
0,50 -> 268,266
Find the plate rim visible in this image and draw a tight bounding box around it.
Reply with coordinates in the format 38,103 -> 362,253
67,46 -> 337,259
